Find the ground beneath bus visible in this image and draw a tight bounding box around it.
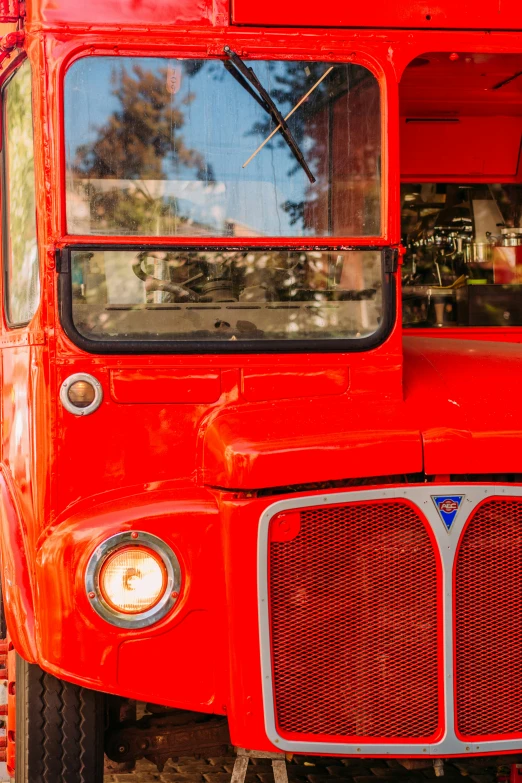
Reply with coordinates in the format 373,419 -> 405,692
0,728 -> 514,781
0,747 -> 513,782
103,753 -> 510,783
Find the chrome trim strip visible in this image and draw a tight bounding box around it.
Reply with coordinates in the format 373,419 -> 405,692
258,485 -> 522,755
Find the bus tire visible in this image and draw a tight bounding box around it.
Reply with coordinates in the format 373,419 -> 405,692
15,654 -> 104,783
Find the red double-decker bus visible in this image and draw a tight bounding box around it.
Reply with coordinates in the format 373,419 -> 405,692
1,0 -> 522,780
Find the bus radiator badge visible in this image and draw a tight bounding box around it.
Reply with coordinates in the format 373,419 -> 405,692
432,495 -> 464,532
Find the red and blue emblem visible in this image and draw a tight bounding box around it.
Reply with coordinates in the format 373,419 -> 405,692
432,495 -> 464,531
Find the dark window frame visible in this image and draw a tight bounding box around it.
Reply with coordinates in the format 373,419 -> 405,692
58,244 -> 397,355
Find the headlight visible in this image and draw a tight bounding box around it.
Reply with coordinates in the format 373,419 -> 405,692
86,532 -> 181,628
60,373 -> 103,416
99,546 -> 167,613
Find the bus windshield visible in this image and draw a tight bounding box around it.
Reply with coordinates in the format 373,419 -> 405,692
64,56 -> 381,239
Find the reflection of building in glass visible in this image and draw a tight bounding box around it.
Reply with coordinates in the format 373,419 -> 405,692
304,73 -> 381,237
224,219 -> 264,237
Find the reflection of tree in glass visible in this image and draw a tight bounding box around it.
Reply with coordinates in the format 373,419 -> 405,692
244,63 -> 377,232
6,60 -> 39,324
74,64 -> 213,233
248,62 -> 331,143
135,249 -> 373,304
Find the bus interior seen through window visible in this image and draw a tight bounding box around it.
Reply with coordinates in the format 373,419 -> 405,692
399,53 -> 522,329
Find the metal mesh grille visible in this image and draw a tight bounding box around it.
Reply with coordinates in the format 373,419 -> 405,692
269,500 -> 441,741
456,498 -> 522,739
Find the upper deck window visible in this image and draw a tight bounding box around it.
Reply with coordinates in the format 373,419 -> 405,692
64,56 -> 381,239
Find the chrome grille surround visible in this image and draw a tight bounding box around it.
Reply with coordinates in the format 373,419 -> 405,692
258,485 -> 522,756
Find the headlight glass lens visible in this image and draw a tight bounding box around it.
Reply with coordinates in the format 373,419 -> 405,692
67,380 -> 96,408
99,546 -> 168,614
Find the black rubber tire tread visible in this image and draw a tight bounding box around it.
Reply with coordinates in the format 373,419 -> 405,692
79,686 -> 104,782
15,653 -> 104,783
62,680 -> 82,779
42,674 -> 63,778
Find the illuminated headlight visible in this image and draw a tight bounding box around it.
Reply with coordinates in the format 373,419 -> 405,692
86,532 -> 181,628
99,547 -> 167,613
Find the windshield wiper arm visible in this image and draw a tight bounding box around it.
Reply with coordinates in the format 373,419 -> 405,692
223,45 -> 316,184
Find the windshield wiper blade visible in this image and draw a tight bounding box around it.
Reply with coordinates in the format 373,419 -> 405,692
223,45 -> 316,184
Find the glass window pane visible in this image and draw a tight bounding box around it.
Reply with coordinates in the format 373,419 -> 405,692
4,60 -> 39,326
401,183 -> 522,328
70,248 -> 383,343
65,57 -> 381,238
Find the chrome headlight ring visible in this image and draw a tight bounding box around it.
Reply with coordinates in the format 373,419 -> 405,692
60,372 -> 103,416
85,531 -> 181,629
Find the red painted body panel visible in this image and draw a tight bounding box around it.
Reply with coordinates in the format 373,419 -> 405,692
240,366 -> 350,402
232,0 -> 522,30
110,368 -> 222,404
400,116 -> 522,179
35,482 -> 228,711
202,400 -> 422,489
0,470 -> 36,663
405,327 -> 522,343
403,338 -> 522,476
1,0 -> 522,760
28,0 -> 216,29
